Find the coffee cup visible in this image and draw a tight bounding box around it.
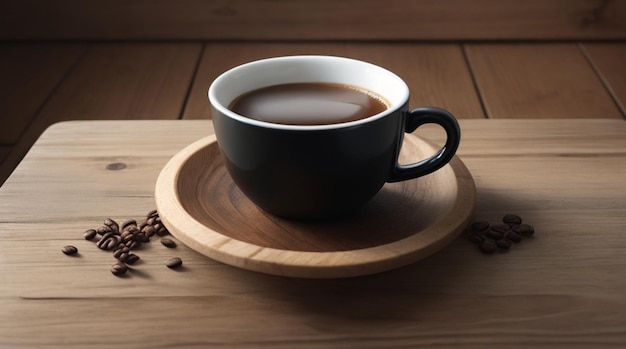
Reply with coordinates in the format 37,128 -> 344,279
209,55 -> 460,219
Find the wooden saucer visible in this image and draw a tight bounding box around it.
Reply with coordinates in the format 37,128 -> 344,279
155,134 -> 475,278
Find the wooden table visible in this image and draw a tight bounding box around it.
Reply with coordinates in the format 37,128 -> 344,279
1,119 -> 626,348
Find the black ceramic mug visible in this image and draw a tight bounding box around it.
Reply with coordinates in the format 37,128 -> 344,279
209,56 -> 460,219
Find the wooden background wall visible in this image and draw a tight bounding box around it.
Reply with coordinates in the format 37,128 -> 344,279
1,0 -> 625,41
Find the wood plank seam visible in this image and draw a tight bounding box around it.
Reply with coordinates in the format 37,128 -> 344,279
578,43 -> 626,119
461,44 -> 489,119
179,43 -> 206,120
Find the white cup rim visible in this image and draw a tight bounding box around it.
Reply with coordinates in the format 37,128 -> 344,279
208,55 -> 410,131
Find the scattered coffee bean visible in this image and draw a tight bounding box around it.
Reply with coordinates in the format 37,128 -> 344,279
71,209 -> 178,277
97,232 -> 121,250
470,220 -> 490,232
62,245 -> 78,255
503,214 -> 522,226
515,223 -> 535,237
125,253 -> 140,265
495,239 -> 512,250
104,218 -> 120,233
110,262 -> 128,276
486,228 -> 505,240
161,238 -> 177,248
505,231 -> 522,243
467,214 -> 535,254
468,233 -> 484,244
166,257 -> 183,269
120,219 -> 137,231
83,228 -> 98,240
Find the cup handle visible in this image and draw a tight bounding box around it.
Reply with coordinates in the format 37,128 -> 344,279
388,107 -> 461,182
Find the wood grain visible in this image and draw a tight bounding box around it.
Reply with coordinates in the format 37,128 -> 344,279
465,43 -> 623,118
0,43 -> 201,187
583,43 -> 626,117
155,134 -> 475,278
1,119 -> 626,347
1,0 -> 625,40
0,43 -> 85,144
183,42 -> 484,119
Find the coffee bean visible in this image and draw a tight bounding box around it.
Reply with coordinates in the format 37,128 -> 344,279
113,246 -> 130,259
468,234 -> 484,244
486,225 -> 509,239
161,238 -> 177,248
120,219 -> 137,231
503,214 -> 522,226
479,240 -> 497,254
515,224 -> 535,237
496,239 -> 512,250
97,225 -> 112,234
166,257 -> 183,269
83,228 -> 98,240
147,209 -> 158,219
469,215 -> 535,255
156,225 -> 169,237
62,245 -> 78,255
110,262 -> 128,276
125,239 -> 141,250
104,218 -> 119,232
505,231 -> 522,243
470,220 -> 490,232
141,224 -> 156,237
125,253 -> 140,265
97,232 -> 121,250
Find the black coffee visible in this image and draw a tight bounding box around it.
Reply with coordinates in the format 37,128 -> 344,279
229,83 -> 389,125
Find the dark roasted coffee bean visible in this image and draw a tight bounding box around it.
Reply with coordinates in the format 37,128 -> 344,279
120,219 -> 137,231
147,209 -> 158,219
110,262 -> 128,276
470,220 -> 490,232
62,245 -> 78,255
146,217 -> 156,226
104,218 -> 119,232
479,240 -> 496,254
505,231 -> 522,243
97,232 -> 121,250
125,253 -> 140,265
83,228 -> 98,240
161,238 -> 177,248
97,225 -> 112,234
515,224 -> 535,237
113,246 -> 130,259
133,232 -> 148,243
123,225 -> 139,234
166,257 -> 183,269
142,224 -> 156,237
468,234 -> 484,244
496,239 -> 512,250
486,228 -> 506,239
503,214 -> 522,226
117,252 -> 129,262
125,240 -> 140,250
156,225 -> 169,237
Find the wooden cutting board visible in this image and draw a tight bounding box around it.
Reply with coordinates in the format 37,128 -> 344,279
155,134 -> 475,278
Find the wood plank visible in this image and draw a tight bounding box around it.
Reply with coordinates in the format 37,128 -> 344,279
1,0 -> 625,40
582,43 -> 626,117
465,43 -> 623,119
0,43 -> 86,144
0,43 -> 202,187
183,43 -> 484,119
2,119 -> 626,347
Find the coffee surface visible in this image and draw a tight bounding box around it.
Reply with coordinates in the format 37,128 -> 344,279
229,83 -> 389,125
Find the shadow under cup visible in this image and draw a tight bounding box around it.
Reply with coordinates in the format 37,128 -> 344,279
209,55 -> 459,219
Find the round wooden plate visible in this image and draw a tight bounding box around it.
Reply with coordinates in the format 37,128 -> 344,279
155,134 -> 475,278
